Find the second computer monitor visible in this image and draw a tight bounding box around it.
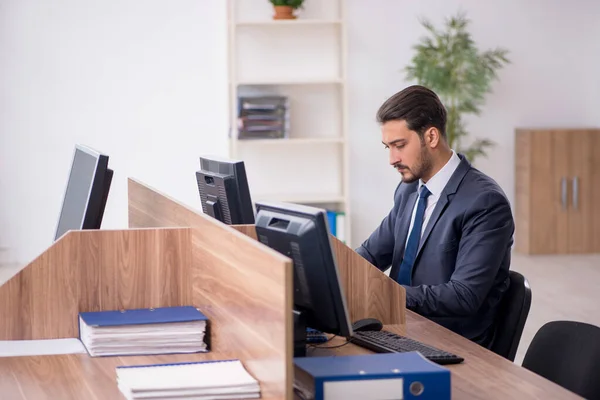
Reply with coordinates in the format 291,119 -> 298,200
196,156 -> 255,225
54,144 -> 113,241
254,201 -> 353,338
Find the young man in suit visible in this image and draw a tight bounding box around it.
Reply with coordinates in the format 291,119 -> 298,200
356,85 -> 515,347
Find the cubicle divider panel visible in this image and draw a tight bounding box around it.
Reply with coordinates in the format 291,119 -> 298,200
0,227 -> 192,341
128,178 -> 293,400
232,225 -> 406,326
329,235 -> 405,325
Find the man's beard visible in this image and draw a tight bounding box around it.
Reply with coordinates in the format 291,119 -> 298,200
395,144 -> 433,183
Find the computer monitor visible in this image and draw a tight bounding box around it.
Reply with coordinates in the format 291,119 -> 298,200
255,201 -> 466,365
54,144 -> 113,241
254,200 -> 353,356
195,155 -> 255,225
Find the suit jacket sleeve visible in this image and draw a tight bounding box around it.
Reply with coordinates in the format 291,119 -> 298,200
355,183 -> 402,272
403,190 -> 514,317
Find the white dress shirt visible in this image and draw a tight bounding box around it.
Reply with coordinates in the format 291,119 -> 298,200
405,151 -> 461,246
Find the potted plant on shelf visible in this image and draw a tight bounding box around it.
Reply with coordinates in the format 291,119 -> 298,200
269,0 -> 304,20
404,12 -> 510,163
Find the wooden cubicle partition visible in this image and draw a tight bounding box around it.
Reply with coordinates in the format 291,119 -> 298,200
232,225 -> 406,325
0,227 -> 192,340
128,178 -> 293,400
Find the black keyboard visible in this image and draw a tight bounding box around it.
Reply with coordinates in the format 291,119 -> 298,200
350,330 -> 464,365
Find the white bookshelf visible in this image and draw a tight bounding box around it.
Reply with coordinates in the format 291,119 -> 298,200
227,0 -> 351,244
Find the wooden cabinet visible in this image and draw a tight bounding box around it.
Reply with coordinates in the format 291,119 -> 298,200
515,129 -> 600,254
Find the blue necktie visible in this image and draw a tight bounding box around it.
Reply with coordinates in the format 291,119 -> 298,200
397,186 -> 431,285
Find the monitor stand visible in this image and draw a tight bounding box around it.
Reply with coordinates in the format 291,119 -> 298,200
293,309 -> 307,357
95,168 -> 113,229
205,195 -> 224,222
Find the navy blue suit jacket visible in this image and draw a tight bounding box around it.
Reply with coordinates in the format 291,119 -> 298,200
356,154 -> 514,346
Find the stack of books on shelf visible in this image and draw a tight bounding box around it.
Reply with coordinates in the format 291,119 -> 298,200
237,95 -> 290,139
78,306 -> 209,357
116,360 -> 260,400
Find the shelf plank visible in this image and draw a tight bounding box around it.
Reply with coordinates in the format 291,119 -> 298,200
234,137 -> 344,145
234,19 -> 342,27
253,193 -> 346,204
235,77 -> 343,86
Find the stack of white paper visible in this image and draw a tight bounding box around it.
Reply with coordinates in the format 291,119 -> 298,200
79,306 -> 208,357
0,338 -> 87,357
116,360 -> 260,400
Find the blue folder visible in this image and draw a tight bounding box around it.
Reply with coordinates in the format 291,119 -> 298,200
79,306 -> 207,327
293,351 -> 451,400
78,306 -> 210,357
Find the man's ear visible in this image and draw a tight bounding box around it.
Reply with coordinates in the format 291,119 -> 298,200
426,127 -> 441,148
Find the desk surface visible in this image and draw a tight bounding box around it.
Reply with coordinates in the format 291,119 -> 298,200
0,311 -> 581,400
309,312 -> 581,400
0,352 -> 224,399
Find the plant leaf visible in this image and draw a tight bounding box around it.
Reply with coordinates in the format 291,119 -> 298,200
403,11 -> 509,161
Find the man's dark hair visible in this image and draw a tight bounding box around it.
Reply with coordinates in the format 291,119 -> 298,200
376,85 -> 447,138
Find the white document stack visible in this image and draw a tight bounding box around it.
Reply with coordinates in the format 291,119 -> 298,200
116,360 -> 261,400
78,306 -> 209,357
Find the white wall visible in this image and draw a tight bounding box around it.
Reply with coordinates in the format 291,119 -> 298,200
0,0 -> 228,264
3,0 -> 599,262
346,0 -> 600,246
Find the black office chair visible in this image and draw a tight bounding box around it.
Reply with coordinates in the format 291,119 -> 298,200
522,321 -> 600,400
489,270 -> 532,361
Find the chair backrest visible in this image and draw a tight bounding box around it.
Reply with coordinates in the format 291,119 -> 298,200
489,270 -> 532,361
522,321 -> 600,400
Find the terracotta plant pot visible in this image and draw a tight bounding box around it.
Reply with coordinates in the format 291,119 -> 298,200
273,5 -> 296,20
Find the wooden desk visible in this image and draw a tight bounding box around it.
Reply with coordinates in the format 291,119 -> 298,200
0,352 -> 225,399
0,179 -> 580,399
309,312 -> 582,400
0,311 -> 581,399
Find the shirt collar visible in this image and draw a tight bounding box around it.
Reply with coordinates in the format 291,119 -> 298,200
419,150 -> 461,197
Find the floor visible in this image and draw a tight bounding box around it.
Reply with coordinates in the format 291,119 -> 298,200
510,252 -> 600,364
1,253 -> 599,365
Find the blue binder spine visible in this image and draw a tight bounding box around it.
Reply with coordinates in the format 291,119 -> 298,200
293,352 -> 451,400
326,210 -> 337,236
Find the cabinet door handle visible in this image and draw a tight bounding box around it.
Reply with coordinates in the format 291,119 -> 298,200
561,177 -> 568,210
572,176 -> 579,211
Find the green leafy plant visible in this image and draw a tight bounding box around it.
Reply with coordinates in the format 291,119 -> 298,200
269,0 -> 304,9
404,12 -> 510,162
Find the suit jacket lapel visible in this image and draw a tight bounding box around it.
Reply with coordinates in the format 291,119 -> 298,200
416,154 -> 472,257
390,190 -> 417,280
397,191 -> 417,252
416,195 -> 449,256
